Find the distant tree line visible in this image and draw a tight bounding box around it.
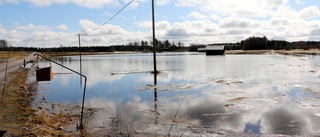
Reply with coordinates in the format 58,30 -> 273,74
190,36 -> 320,51
1,37 -> 320,52
242,36 -> 268,50
0,39 -> 188,52
241,36 -> 320,50
125,39 -> 185,51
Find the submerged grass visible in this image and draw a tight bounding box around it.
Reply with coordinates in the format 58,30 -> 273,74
27,110 -> 75,136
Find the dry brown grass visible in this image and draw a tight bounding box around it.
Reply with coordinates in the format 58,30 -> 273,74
0,59 -> 73,136
227,97 -> 248,102
0,69 -> 33,136
27,110 -> 75,136
0,51 -> 30,63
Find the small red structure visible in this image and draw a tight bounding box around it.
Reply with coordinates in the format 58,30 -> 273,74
36,66 -> 53,81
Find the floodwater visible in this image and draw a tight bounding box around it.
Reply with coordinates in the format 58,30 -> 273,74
35,52 -> 320,136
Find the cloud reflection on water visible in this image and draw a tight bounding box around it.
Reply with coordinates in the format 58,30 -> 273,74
36,53 -> 320,135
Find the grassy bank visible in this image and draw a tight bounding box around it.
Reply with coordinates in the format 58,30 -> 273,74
0,54 -> 72,136
0,69 -> 33,136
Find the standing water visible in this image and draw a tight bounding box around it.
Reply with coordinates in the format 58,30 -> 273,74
35,52 -> 320,136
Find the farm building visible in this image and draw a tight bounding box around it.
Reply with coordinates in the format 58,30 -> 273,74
198,45 -> 225,55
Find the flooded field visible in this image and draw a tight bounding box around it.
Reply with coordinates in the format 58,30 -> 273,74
34,52 -> 320,136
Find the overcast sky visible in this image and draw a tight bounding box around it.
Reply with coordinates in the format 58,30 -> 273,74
0,0 -> 320,47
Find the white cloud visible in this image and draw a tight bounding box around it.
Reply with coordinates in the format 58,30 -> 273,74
135,21 -> 152,29
129,1 -> 139,8
270,17 -> 290,27
135,21 -> 151,29
122,0 -> 138,9
223,29 -> 251,35
160,20 -> 222,44
0,23 -> 76,47
14,23 -> 50,31
0,24 -> 7,34
175,0 -> 200,7
187,11 -> 207,20
74,0 -> 119,8
123,0 -> 148,9
78,19 -> 149,46
166,28 -> 188,36
299,6 -> 320,19
56,24 -> 68,31
272,5 -> 298,18
4,16 -> 320,48
208,14 -> 221,21
135,20 -> 171,31
79,19 -> 126,35
176,0 -> 275,17
261,0 -> 289,7
156,21 -> 171,30
219,17 -> 260,28
156,0 -> 169,5
310,28 -> 320,36
2,0 -> 320,47
2,0 -> 120,8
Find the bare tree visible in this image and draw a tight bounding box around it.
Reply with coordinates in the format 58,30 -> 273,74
0,40 -> 8,48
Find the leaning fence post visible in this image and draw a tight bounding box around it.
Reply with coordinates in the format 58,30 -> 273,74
34,53 -> 87,129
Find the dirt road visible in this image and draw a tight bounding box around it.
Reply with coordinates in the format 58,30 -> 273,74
0,53 -> 36,86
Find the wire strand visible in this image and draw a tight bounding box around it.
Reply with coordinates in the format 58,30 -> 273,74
82,0 -> 134,36
21,0 -> 134,47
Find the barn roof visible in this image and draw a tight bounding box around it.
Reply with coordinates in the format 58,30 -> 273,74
205,45 -> 225,50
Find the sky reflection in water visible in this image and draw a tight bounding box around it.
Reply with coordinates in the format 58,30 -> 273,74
36,52 -> 320,135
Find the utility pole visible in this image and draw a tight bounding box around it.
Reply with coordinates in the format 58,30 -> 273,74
152,0 -> 157,74
152,0 -> 158,125
78,34 -> 82,86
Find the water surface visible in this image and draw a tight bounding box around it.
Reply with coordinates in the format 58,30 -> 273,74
35,52 -> 320,136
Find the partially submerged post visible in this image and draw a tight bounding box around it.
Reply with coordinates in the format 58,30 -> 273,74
152,0 -> 157,74
153,72 -> 158,124
78,34 -> 83,86
34,53 -> 87,129
152,0 -> 159,125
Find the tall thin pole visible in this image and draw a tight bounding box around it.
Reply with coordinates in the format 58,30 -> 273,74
2,49 -> 9,98
78,34 -> 82,86
152,0 -> 158,124
152,0 -> 157,74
